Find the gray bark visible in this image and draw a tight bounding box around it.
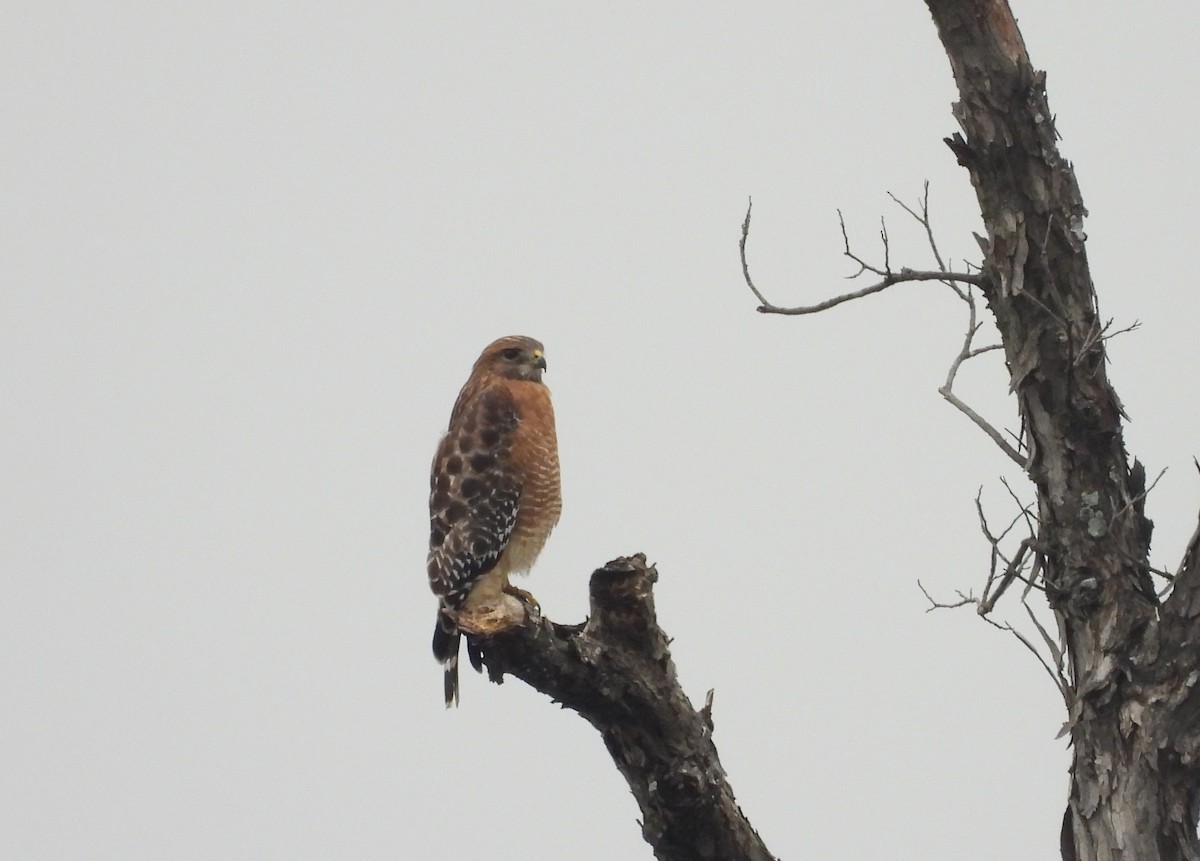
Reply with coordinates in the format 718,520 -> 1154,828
925,1 -> 1200,858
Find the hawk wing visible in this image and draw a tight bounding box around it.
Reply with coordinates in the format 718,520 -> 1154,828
427,386 -> 521,608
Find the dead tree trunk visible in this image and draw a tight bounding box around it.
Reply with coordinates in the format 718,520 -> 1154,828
925,2 -> 1200,858
471,555 -> 776,861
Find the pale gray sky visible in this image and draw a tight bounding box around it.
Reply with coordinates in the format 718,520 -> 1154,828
3,3 -> 1198,859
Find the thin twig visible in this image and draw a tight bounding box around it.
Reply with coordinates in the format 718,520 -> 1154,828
940,388 -> 1026,466
879,216 -> 891,273
1110,466 -> 1168,526
975,489 -> 998,544
979,539 -> 1031,615
918,580 -> 978,612
1073,318 -> 1142,367
999,475 -> 1037,536
1000,619 -> 1070,701
755,270 -> 984,316
839,210 -> 881,278
1024,595 -> 1065,680
1022,550 -> 1044,599
738,199 -> 983,315
1102,319 -> 1142,342
889,182 -> 951,277
938,282 -> 1024,465
739,199 -> 772,309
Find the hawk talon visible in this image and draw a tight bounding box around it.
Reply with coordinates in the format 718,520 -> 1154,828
503,583 -> 540,612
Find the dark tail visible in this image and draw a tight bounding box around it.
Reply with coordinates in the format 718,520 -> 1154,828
432,613 -> 460,707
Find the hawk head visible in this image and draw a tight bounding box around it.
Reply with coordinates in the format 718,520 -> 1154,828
476,335 -> 547,382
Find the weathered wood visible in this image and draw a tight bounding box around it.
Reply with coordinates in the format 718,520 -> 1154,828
474,554 -> 776,861
925,1 -> 1200,857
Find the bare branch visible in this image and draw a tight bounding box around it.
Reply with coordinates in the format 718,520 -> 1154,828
1024,598 -> 1065,676
1073,318 -> 1142,368
889,182 -> 951,275
979,538 -> 1031,615
999,618 -> 1070,701
879,215 -> 891,273
755,269 -> 984,316
737,200 -> 983,315
738,199 -> 772,309
1109,465 -> 1167,528
919,573 -> 1068,701
838,209 -> 886,278
941,387 -> 1025,466
1022,548 -> 1044,600
938,274 -> 1025,467
919,538 -> 1065,703
974,488 -> 999,544
918,580 -> 977,612
921,477 -> 1069,702
974,484 -> 1042,615
1103,319 -> 1142,342
999,475 -> 1037,535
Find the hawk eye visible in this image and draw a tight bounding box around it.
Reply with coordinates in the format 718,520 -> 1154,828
501,348 -> 522,361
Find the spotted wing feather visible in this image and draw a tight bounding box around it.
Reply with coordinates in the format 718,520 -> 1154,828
427,387 -> 522,608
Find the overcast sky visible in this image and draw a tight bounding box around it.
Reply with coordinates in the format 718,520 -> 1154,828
4,3 -> 1198,859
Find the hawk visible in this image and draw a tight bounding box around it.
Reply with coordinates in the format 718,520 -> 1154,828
427,336 -> 562,706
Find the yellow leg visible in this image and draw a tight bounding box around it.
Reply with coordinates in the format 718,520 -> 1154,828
502,582 -> 540,611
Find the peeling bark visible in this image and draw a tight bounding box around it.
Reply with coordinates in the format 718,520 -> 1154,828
473,555 -> 776,861
926,1 -> 1200,857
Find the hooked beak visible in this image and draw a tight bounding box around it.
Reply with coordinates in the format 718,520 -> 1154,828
532,351 -> 547,371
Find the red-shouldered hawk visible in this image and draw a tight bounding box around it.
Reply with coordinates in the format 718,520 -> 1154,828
428,336 -> 562,706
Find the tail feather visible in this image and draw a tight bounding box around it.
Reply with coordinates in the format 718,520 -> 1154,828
466,638 -> 484,673
432,614 -> 460,707
443,653 -> 459,708
432,608 -> 490,706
